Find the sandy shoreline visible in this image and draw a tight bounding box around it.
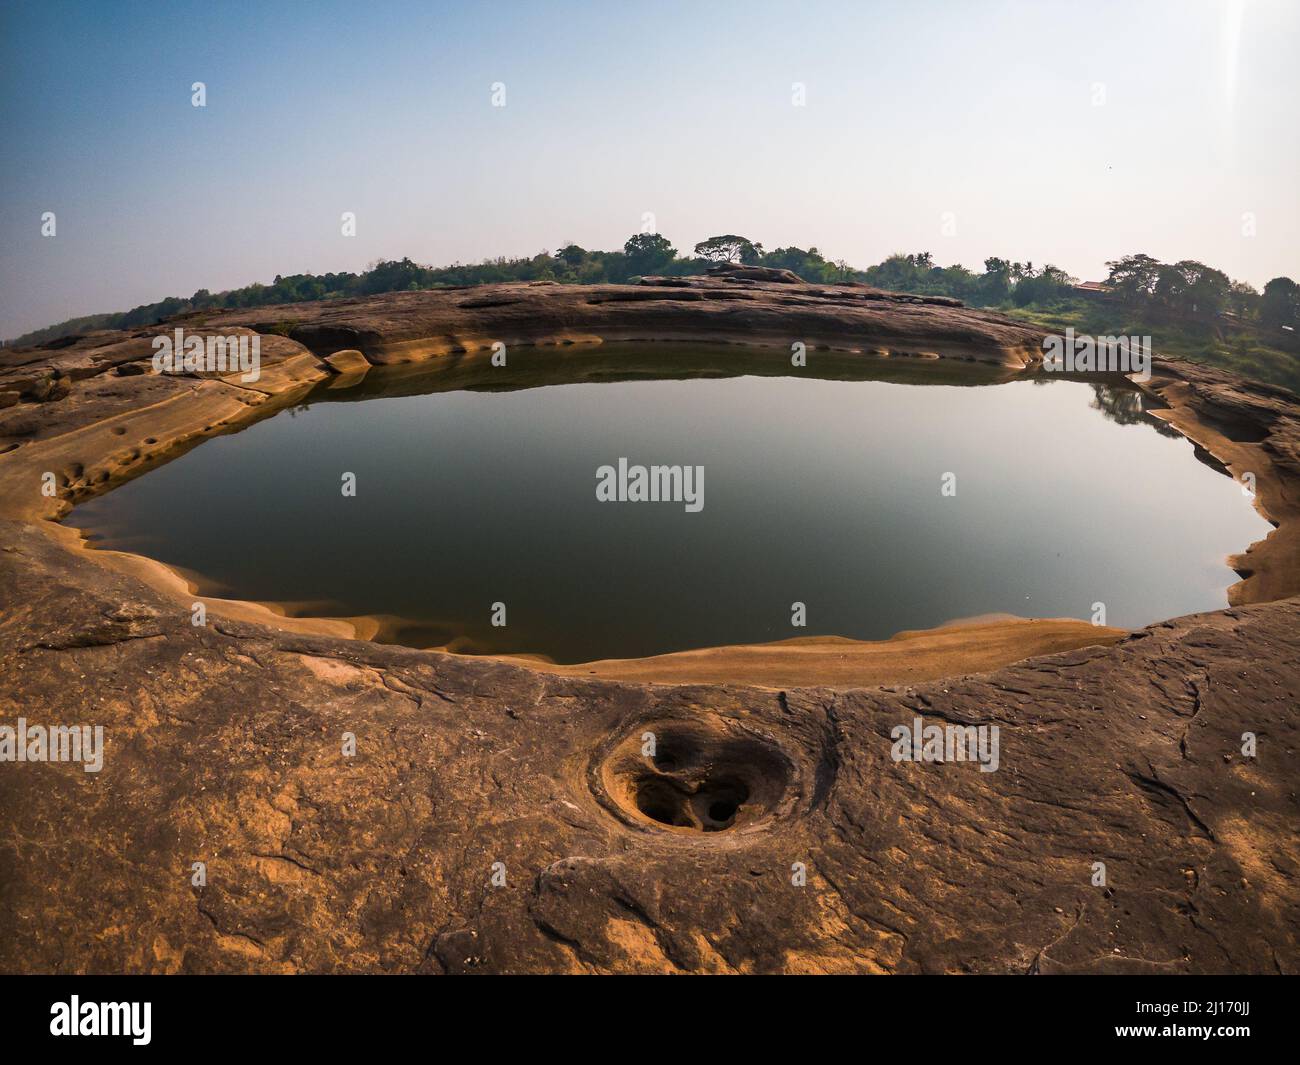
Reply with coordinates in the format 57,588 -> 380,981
490,618 -> 1128,688
69,522 -> 1128,686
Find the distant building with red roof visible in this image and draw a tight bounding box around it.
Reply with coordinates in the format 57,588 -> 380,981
1073,281 -> 1116,302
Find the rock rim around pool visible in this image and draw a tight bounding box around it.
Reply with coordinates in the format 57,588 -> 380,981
0,276 -> 1298,973
58,345 -> 1267,671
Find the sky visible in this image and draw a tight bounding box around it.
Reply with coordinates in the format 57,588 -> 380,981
1,0 -> 1297,339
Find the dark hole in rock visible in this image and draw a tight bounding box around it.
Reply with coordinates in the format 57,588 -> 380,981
708,801 -> 737,822
635,779 -> 693,828
697,779 -> 750,830
652,750 -> 677,771
607,724 -> 783,835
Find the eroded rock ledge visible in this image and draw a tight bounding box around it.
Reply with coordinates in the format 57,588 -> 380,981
1,279 -> 1297,973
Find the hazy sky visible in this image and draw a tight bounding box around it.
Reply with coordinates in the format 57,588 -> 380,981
1,0 -> 1296,339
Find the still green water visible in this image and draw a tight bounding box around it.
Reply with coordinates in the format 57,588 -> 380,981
70,345 -> 1271,663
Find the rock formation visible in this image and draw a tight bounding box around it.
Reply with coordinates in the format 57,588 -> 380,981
0,277 -> 1296,973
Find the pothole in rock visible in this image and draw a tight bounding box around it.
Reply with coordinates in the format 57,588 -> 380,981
596,719 -> 794,835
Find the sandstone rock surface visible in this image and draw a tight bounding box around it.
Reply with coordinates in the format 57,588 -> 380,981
0,279 -> 1296,973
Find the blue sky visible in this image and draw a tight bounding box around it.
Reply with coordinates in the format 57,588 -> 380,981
1,0 -> 1296,338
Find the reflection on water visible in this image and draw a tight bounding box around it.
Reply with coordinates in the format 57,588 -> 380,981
71,344 -> 1271,662
1088,382 -> 1181,437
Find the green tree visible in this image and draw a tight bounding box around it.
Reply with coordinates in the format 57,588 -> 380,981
623,232 -> 677,276
933,264 -> 981,301
1260,277 -> 1299,330
556,244 -> 587,268
864,253 -> 922,291
1011,264 -> 1075,306
979,257 -> 1014,302
693,234 -> 764,264
760,245 -> 828,278
1154,260 -> 1230,317
1105,253 -> 1162,303
359,258 -> 433,295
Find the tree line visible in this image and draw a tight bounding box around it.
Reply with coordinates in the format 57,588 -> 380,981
1102,253 -> 1297,330
11,234 -> 1298,347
